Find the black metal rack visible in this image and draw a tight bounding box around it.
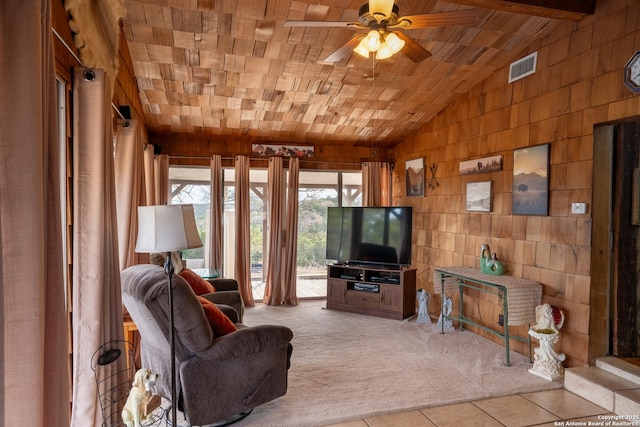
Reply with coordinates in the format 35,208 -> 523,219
91,340 -> 163,427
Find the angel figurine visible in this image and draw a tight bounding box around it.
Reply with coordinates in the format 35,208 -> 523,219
437,295 -> 454,331
416,289 -> 431,323
528,303 -> 566,381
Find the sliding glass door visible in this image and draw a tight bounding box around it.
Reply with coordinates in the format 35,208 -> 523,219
296,171 -> 362,298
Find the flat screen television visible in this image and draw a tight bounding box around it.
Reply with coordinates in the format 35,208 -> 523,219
326,206 -> 412,268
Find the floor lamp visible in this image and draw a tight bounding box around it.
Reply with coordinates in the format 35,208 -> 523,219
135,204 -> 203,427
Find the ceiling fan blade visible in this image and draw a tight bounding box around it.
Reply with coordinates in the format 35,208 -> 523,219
395,32 -> 432,63
393,9 -> 478,29
322,34 -> 364,63
284,20 -> 356,28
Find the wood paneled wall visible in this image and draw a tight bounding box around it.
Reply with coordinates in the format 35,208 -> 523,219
392,0 -> 640,367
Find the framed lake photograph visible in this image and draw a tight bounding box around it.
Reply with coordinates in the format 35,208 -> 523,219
466,181 -> 492,212
512,144 -> 549,215
406,157 -> 425,196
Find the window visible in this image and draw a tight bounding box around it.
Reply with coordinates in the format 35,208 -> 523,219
169,165 -> 362,300
56,77 -> 71,310
169,166 -> 210,266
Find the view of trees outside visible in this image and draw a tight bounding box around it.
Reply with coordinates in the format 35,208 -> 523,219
169,166 -> 362,297
171,182 -> 210,260
296,189 -> 336,268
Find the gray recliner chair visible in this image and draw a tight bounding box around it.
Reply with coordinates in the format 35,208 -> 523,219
121,264 -> 293,426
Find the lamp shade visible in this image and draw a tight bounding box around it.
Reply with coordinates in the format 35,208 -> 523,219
135,204 -> 203,253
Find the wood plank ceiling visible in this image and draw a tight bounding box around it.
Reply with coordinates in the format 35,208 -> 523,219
120,0 -> 594,150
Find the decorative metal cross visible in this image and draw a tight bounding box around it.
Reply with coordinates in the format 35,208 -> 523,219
428,163 -> 439,189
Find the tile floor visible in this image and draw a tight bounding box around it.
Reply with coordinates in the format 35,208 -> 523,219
326,389 -> 617,427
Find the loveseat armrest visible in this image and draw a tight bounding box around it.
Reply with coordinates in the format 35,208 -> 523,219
196,325 -> 293,359
201,291 -> 241,309
207,278 -> 238,291
213,304 -> 238,324
201,291 -> 244,323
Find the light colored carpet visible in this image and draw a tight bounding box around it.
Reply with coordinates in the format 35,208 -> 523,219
232,300 -> 562,427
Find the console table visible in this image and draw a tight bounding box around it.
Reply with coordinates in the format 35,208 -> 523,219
433,266 -> 542,366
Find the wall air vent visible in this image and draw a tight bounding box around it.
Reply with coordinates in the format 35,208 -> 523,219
508,52 -> 537,83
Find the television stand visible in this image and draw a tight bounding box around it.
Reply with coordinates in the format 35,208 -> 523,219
326,264 -> 416,320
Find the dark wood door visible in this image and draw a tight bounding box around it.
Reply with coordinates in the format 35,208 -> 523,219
611,122 -> 640,356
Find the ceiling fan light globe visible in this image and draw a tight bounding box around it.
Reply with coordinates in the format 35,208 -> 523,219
364,30 -> 381,52
354,41 -> 372,58
376,43 -> 393,59
384,32 -> 405,54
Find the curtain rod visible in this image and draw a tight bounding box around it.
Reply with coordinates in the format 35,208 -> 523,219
169,155 -> 362,166
52,27 -> 126,122
52,27 -> 83,67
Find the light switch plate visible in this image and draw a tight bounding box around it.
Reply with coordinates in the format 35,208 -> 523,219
571,203 -> 587,214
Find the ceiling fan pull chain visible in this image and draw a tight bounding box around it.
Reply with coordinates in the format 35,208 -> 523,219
372,55 -> 377,150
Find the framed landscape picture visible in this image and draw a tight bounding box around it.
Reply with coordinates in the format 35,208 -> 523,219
459,155 -> 503,175
251,143 -> 314,157
406,157 -> 425,196
512,144 -> 549,215
466,181 -> 492,212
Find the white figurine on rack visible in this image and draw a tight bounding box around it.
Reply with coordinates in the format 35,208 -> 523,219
437,295 -> 454,330
416,289 -> 431,323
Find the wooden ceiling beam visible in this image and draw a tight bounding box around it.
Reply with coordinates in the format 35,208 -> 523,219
446,0 -> 595,21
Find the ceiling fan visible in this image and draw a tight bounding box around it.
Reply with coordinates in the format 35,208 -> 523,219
284,0 -> 478,63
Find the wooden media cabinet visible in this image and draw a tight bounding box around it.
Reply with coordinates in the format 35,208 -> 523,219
326,264 -> 416,320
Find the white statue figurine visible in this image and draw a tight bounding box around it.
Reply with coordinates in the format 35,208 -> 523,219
437,295 -> 454,331
416,289 -> 431,323
528,303 -> 566,381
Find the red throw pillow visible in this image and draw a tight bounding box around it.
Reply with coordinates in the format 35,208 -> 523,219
197,296 -> 238,337
179,268 -> 216,295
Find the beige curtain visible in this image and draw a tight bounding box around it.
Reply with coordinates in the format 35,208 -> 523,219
283,158 -> 300,305
70,68 -> 126,427
235,156 -> 254,306
362,161 -> 392,207
380,162 -> 391,206
114,119 -> 145,270
264,157 -> 286,305
154,153 -> 169,205
143,144 -> 155,205
0,1 -> 69,425
208,155 -> 223,271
